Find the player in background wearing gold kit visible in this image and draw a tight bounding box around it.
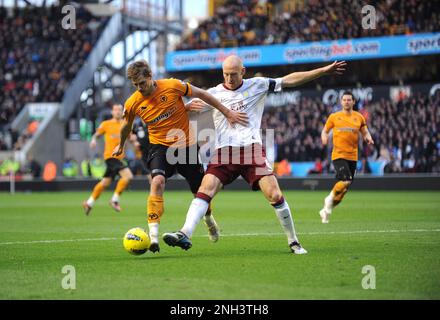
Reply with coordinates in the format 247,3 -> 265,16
320,92 -> 374,223
113,60 -> 248,253
82,104 -> 134,215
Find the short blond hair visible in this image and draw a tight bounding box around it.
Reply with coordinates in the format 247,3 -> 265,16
127,60 -> 152,81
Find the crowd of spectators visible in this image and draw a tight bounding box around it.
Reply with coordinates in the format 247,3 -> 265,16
262,92 -> 440,174
176,0 -> 440,50
0,4 -> 108,149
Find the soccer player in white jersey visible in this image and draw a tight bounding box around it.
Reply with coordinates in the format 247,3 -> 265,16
163,55 -> 346,254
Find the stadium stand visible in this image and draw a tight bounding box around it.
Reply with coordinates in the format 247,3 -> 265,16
176,0 -> 440,51
0,0 -> 438,180
0,4 -> 109,149
263,92 -> 440,174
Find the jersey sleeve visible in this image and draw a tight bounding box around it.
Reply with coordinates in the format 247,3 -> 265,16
260,77 -> 283,93
123,98 -> 136,124
170,79 -> 192,97
96,121 -> 106,135
324,114 -> 334,131
359,114 -> 367,128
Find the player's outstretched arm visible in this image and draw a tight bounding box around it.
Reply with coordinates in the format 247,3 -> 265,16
112,119 -> 133,157
189,85 -> 249,126
89,132 -> 101,149
184,98 -> 207,113
281,61 -> 347,88
361,126 -> 374,145
321,127 -> 330,146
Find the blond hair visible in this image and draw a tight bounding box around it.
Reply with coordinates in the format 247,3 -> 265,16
127,60 -> 152,81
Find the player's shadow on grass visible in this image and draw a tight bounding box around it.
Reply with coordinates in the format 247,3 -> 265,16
118,247 -> 296,261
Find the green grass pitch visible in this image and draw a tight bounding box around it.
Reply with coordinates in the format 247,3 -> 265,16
0,190 -> 439,299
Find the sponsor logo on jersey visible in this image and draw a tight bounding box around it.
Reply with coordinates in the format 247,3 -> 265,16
337,127 -> 357,132
146,106 -> 178,125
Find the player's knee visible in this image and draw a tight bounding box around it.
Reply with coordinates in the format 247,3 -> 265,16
198,185 -> 216,198
125,171 -> 134,180
101,179 -> 111,188
268,189 -> 283,204
150,175 -> 165,193
198,179 -> 219,198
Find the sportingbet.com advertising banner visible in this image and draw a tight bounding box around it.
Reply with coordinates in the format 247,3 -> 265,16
166,32 -> 440,72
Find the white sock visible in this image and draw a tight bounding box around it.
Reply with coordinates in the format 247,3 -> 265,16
324,191 -> 334,212
86,196 -> 95,207
181,198 -> 209,238
148,222 -> 159,244
273,200 -> 298,244
111,193 -> 120,203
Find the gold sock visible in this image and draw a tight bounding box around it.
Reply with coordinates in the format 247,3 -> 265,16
147,195 -> 164,223
115,177 -> 130,196
332,181 -> 349,206
91,181 -> 106,200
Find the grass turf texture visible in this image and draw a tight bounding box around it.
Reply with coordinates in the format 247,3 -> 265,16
0,190 -> 439,299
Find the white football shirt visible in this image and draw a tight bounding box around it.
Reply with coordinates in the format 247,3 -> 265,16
207,77 -> 283,149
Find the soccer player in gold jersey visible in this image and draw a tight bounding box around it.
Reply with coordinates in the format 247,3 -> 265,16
320,91 -> 374,223
83,104 -> 133,215
113,60 -> 248,252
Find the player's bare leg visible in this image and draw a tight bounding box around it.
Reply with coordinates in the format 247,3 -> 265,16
83,177 -> 112,215
320,180 -> 351,223
147,174 -> 165,253
259,175 -> 307,254
109,167 -> 133,212
163,174 -> 222,249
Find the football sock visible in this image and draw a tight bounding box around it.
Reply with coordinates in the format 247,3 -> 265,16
114,177 -> 130,197
86,196 -> 95,207
332,181 -> 349,206
147,195 -> 164,243
111,193 -> 120,203
181,193 -> 211,238
148,222 -> 159,244
88,181 -> 106,206
272,197 -> 298,244
194,193 -> 213,216
324,192 -> 335,212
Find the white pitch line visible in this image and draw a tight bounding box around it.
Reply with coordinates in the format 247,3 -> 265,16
0,229 -> 439,246
0,237 -> 119,246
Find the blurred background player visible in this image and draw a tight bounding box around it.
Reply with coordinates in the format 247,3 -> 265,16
320,92 -> 374,223
163,55 -> 346,254
82,103 -> 133,215
113,60 -> 248,253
